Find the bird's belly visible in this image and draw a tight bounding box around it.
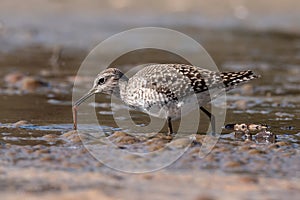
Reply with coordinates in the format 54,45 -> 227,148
124,85 -> 217,120
136,95 -> 201,120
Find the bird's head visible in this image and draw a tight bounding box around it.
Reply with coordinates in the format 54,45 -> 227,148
74,68 -> 127,106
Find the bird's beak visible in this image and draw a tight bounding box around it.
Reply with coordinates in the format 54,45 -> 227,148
74,88 -> 97,107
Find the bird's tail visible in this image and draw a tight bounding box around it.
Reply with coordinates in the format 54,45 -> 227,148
220,70 -> 260,88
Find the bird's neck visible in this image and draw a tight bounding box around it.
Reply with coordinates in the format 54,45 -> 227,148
113,76 -> 128,100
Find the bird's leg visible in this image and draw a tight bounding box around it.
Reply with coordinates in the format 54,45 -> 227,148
72,105 -> 78,130
200,106 -> 216,135
167,117 -> 173,135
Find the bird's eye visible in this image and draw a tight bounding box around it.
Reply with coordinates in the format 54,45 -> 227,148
97,77 -> 106,85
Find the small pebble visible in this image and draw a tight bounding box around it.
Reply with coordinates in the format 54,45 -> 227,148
248,149 -> 265,155
70,135 -> 82,143
168,137 -> 191,149
235,99 -> 247,110
61,130 -> 82,143
194,135 -> 206,143
156,133 -> 173,140
146,138 -> 165,146
13,120 -> 28,128
111,131 -> 127,137
147,143 -> 165,152
224,161 -> 243,168
62,130 -> 77,138
4,72 -> 24,84
21,77 -> 48,92
113,135 -> 139,145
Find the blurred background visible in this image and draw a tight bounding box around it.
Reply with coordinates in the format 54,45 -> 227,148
1,0 -> 300,49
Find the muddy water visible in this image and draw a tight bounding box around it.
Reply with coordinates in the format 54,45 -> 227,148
0,29 -> 300,198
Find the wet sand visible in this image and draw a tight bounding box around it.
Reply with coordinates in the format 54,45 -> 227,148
0,132 -> 299,200
1,167 -> 299,200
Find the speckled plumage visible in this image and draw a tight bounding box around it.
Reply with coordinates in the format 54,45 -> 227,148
117,64 -> 258,119
73,64 -> 259,133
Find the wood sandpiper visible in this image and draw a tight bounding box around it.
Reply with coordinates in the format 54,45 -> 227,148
73,64 -> 259,134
